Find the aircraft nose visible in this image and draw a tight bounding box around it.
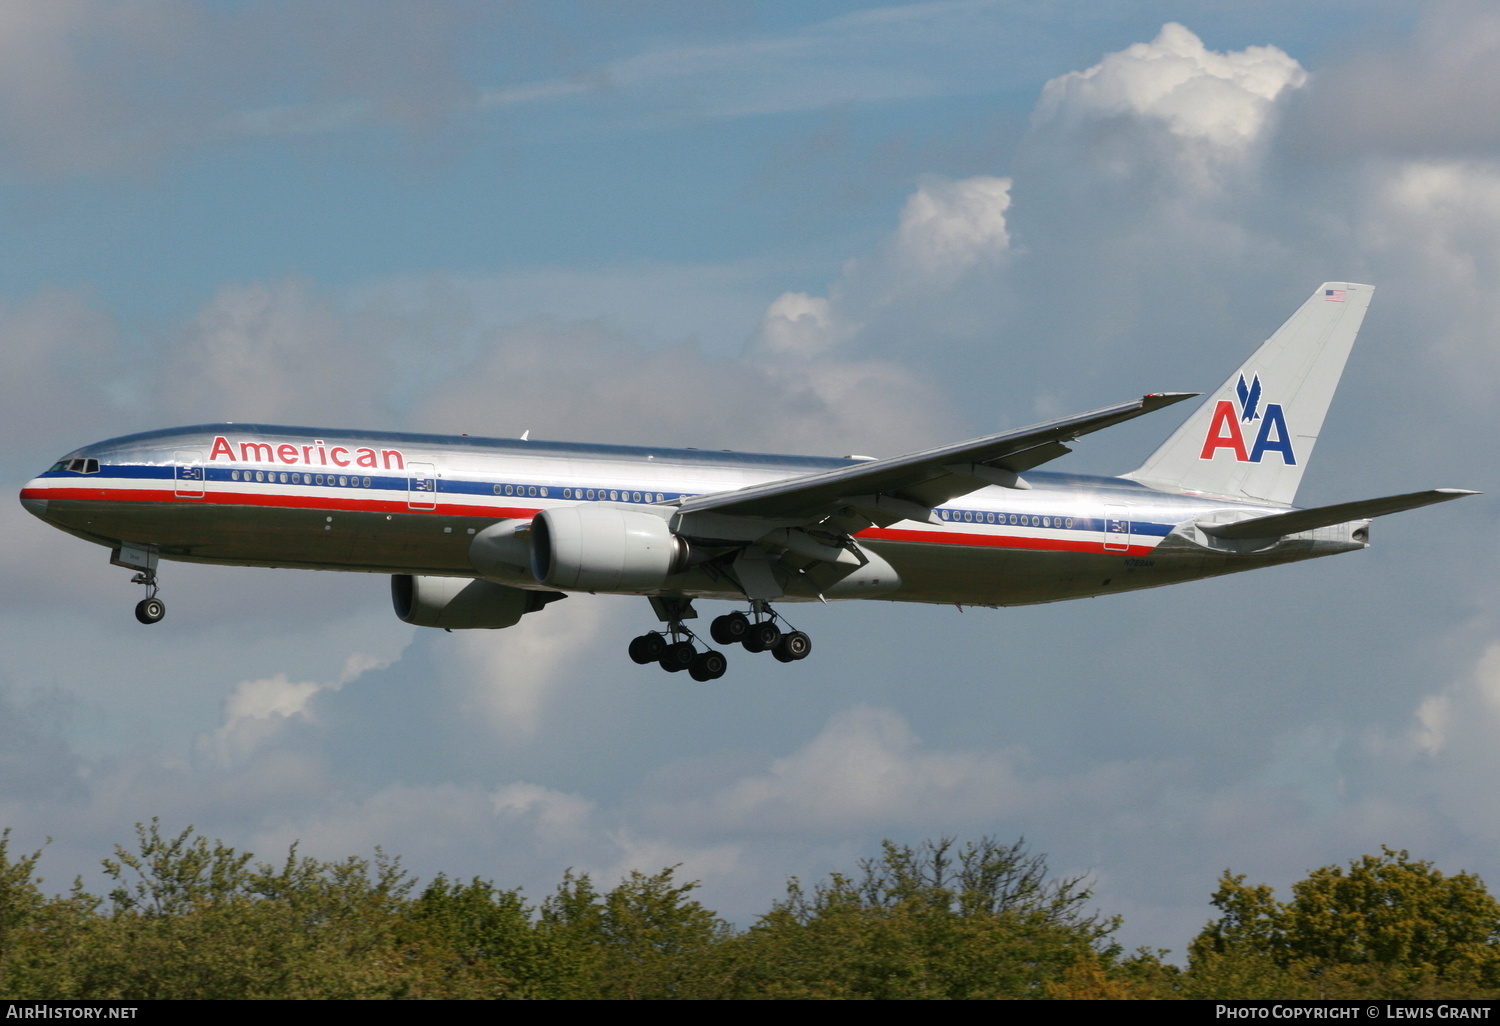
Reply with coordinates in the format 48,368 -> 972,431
19,481 -> 48,519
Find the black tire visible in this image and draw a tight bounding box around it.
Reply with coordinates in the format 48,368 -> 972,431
689,650 -> 727,682
710,612 -> 749,646
743,622 -> 780,653
628,633 -> 666,664
135,598 -> 165,624
774,630 -> 811,662
660,641 -> 696,673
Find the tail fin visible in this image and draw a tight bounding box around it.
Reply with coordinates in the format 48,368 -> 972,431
1124,282 -> 1374,506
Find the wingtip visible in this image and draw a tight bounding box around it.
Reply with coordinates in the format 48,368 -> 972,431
1141,391 -> 1200,410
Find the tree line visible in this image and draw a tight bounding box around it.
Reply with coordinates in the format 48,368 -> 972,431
0,822 -> 1496,999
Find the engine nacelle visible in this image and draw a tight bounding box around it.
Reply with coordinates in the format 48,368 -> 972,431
530,505 -> 688,592
391,574 -> 563,629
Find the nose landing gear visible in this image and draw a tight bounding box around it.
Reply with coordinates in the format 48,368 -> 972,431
113,543 -> 165,625
131,567 -> 165,624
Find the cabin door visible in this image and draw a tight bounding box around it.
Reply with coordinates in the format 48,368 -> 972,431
407,462 -> 438,510
1103,504 -> 1130,552
174,450 -> 205,498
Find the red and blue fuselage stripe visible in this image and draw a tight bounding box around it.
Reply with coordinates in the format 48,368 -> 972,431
24,462 -> 1172,558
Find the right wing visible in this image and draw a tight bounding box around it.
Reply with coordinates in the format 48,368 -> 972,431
674,392 -> 1196,530
663,391 -> 1195,600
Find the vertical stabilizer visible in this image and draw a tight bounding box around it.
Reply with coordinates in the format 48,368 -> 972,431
1123,283 -> 1374,506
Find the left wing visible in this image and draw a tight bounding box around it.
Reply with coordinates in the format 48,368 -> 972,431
674,392 -> 1196,529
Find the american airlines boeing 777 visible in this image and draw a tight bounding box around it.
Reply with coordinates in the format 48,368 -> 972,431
20,283 -> 1475,680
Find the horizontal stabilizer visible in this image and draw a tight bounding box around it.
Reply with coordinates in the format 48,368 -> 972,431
1200,489 -> 1478,540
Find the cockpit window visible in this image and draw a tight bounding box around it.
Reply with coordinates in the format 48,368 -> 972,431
49,458 -> 99,474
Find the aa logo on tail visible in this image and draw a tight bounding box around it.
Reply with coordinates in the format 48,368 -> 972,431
1198,374 -> 1296,464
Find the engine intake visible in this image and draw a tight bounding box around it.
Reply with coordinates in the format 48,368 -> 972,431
530,506 -> 688,592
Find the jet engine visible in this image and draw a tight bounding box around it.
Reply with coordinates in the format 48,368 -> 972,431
530,505 -> 688,592
391,574 -> 563,629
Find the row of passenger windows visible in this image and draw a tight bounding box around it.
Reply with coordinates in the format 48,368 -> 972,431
231,470 -> 373,487
494,483 -> 669,503
59,460 -> 1082,529
55,459 -> 1077,528
941,508 -> 1075,529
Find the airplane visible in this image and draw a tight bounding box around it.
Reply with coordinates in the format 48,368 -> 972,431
19,282 -> 1475,681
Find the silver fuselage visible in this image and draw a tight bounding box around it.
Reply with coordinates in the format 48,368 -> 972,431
20,424 -> 1367,607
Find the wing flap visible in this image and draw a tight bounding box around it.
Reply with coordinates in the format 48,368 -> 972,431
1201,488 -> 1477,539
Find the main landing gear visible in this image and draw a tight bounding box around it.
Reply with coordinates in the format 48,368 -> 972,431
628,629 -> 728,682
708,603 -> 812,664
628,599 -> 811,681
628,598 -> 725,681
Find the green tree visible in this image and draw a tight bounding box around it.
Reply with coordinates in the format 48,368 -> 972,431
403,875 -> 553,997
728,837 -> 1123,999
1188,847 -> 1500,998
538,866 -> 731,998
0,832 -> 104,998
53,820 -> 455,999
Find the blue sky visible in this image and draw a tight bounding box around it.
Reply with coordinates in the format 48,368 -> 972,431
4,0 -> 1499,956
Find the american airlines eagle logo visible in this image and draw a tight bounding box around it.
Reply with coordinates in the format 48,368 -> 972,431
1198,374 -> 1296,464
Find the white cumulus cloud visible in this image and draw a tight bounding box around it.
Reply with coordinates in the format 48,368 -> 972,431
1036,22 -> 1306,150
892,175 -> 1013,281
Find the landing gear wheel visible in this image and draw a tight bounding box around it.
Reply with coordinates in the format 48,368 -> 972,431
710,612 -> 750,646
659,641 -> 697,673
689,650 -> 727,682
773,630 -> 811,663
135,597 -> 165,624
629,632 -> 667,664
743,622 -> 781,653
